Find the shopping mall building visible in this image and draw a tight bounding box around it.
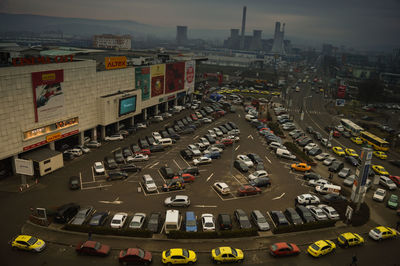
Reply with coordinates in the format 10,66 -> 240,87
0,52 -> 197,177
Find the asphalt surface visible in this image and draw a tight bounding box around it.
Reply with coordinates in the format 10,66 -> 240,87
1,88 -> 399,265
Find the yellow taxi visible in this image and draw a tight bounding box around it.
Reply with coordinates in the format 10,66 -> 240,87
242,89 -> 250,93
291,163 -> 311,172
319,88 -> 324,92
369,226 -> 397,241
337,232 -> 364,247
332,146 -> 345,156
350,137 -> 363,145
345,148 -> 359,158
162,248 -> 197,265
372,165 -> 389,176
232,89 -> 240,93
11,235 -> 46,252
261,91 -> 270,95
373,151 -> 387,160
307,240 -> 336,257
271,92 -> 281,96
211,247 -> 244,263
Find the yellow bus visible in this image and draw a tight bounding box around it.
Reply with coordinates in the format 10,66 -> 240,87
359,131 -> 389,151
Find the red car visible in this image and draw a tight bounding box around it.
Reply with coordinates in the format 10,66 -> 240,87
76,241 -> 110,257
332,130 -> 341,138
190,114 -> 198,121
217,110 -> 226,116
389,175 -> 400,186
270,242 -> 300,257
220,138 -> 233,146
237,185 -> 261,196
173,173 -> 195,183
140,149 -> 151,155
119,248 -> 152,265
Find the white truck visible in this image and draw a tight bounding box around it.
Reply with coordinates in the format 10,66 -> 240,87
164,210 -> 182,234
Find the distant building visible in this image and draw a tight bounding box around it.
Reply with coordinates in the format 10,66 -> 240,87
271,22 -> 285,55
176,26 -> 188,46
322,44 -> 333,56
93,34 -> 131,50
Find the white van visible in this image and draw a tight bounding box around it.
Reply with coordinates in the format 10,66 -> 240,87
164,209 -> 182,234
276,148 -> 296,160
156,138 -> 173,147
173,106 -> 184,113
315,184 -> 341,195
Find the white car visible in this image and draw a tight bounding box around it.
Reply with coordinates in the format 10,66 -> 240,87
136,123 -> 147,129
373,188 -> 386,202
152,132 -> 162,141
227,135 -> 240,142
318,204 -> 340,220
76,145 -> 90,154
237,155 -> 254,167
269,142 -> 286,151
202,117 -> 212,123
129,213 -> 146,229
94,162 -> 105,175
213,128 -> 223,137
187,145 -> 202,156
213,182 -> 230,195
304,143 -> 318,152
164,195 -> 190,207
245,114 -> 256,121
193,157 -> 212,166
248,170 -> 269,181
201,213 -> 215,231
105,134 -> 124,141
203,147 -> 223,155
199,137 -> 210,147
335,125 -> 344,132
195,111 -> 203,119
86,140 -> 101,148
306,205 -> 328,221
308,178 -> 331,187
142,174 -> 157,193
130,154 -> 149,162
323,156 -> 336,166
296,194 -> 320,205
66,148 -> 83,157
153,115 -> 163,122
207,130 -> 217,138
338,168 -> 351,178
320,138 -> 332,148
379,176 -> 397,190
191,104 -> 199,110
228,129 -> 240,136
110,212 -> 128,228
315,153 -> 330,161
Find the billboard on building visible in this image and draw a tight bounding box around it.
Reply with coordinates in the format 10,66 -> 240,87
119,96 -> 137,117
165,62 -> 185,94
32,70 -> 64,123
337,85 -> 346,99
105,56 -> 127,70
135,67 -> 150,100
15,158 -> 34,176
151,64 -> 165,97
185,60 -> 195,93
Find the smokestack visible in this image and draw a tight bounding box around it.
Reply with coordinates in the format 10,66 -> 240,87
240,6 -> 247,49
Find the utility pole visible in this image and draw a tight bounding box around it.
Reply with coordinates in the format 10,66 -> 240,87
351,147 -> 373,212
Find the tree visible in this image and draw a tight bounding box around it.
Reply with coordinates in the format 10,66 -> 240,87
357,78 -> 384,104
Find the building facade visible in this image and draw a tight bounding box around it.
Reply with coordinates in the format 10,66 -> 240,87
93,34 -> 132,50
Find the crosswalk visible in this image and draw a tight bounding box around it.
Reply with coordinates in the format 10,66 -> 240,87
285,108 -> 324,115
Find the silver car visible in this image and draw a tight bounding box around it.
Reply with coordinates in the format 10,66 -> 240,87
142,174 -> 157,193
250,210 -> 270,231
164,195 -> 190,207
129,213 -> 146,229
70,206 -> 94,225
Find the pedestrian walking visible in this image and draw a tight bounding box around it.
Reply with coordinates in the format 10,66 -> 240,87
350,254 -> 358,266
88,231 -> 92,240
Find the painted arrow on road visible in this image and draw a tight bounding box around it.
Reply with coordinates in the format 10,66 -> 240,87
247,134 -> 254,139
272,193 -> 285,200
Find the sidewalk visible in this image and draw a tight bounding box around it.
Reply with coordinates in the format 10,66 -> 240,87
21,220 -> 378,253
0,175 -> 41,193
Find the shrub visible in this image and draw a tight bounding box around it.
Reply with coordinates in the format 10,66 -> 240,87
272,219 -> 336,234
63,224 -> 153,238
330,201 -> 370,227
283,142 -> 315,165
167,228 -> 258,239
267,122 -> 283,136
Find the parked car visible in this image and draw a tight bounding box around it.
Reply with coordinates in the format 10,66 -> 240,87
86,140 -> 101,148
295,205 -> 316,223
218,214 -> 233,230
234,209 -> 252,229
104,156 -> 118,170
306,205 -> 328,221
162,179 -> 184,192
128,213 -> 146,229
379,175 -> 397,190
249,177 -> 271,188
193,156 -> 212,166
69,176 -> 81,190
318,204 -> 340,220
178,167 -> 199,176
104,134 -> 123,141
296,194 -> 320,205
118,248 -> 152,265
54,203 -> 80,224
119,163 -> 141,172
237,185 -> 261,196
284,208 -> 303,225
147,212 -> 161,233
76,241 -> 110,256
110,212 -> 128,229
70,206 -> 94,225
250,210 -> 270,231
89,212 -> 109,226
107,171 -> 128,181
201,213 -> 215,231
270,211 -> 289,227
234,160 -> 249,173
160,166 -> 175,179
237,155 -> 254,167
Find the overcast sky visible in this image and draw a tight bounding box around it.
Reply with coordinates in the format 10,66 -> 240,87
1,0 -> 400,50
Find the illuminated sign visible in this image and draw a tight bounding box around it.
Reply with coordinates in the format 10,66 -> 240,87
23,130 -> 79,151
13,55 -> 74,67
24,117 -> 79,141
105,56 -> 127,70
46,132 -> 61,142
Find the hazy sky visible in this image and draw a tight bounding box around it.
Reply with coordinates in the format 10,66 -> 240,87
1,0 -> 400,50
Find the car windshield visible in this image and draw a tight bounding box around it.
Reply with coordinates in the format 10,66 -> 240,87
182,249 -> 189,258
26,237 -> 38,245
331,210 -> 339,216
205,222 -> 214,227
111,219 -> 120,224
131,221 -> 140,226
231,248 -> 238,256
376,190 -> 385,196
310,244 -> 320,250
137,249 -> 145,258
94,242 -> 101,250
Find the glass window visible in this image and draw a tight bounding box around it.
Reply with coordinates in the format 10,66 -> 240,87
214,248 -> 221,256
182,249 -> 189,258
26,237 -> 38,246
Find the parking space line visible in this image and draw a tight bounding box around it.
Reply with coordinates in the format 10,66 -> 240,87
179,155 -> 191,167
264,155 -> 271,164
81,184 -> 112,190
111,147 -> 120,153
272,193 -> 285,200
173,159 -> 182,170
206,173 -> 214,182
91,167 -> 95,182
193,135 -> 199,140
194,205 -> 218,208
266,212 -> 276,228
79,172 -> 82,190
149,161 -> 159,169
234,145 -> 240,151
158,170 -> 166,184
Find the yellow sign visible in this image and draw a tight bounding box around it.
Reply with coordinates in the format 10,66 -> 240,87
42,73 -> 56,81
151,64 -> 165,77
46,132 -> 61,143
105,56 -> 127,70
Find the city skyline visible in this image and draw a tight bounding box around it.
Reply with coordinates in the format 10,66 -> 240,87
1,0 -> 399,51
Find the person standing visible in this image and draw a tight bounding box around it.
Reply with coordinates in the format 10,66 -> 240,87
88,231 -> 92,240
350,254 -> 358,266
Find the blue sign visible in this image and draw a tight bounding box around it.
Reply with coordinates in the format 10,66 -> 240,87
361,164 -> 370,186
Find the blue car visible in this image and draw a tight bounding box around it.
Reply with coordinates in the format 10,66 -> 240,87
205,152 -> 221,159
185,211 -> 197,232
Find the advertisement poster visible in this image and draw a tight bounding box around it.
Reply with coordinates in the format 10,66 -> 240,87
135,67 -> 150,100
185,60 -> 195,93
105,56 -> 127,70
151,64 -> 165,97
165,62 -> 185,94
32,70 -> 64,122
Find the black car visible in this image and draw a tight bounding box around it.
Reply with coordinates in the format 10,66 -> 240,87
308,147 -> 322,156
181,127 -> 195,135
306,126 -> 314,134
298,137 -> 313,147
228,121 -> 238,129
314,132 -> 323,141
160,166 -> 175,179
270,211 -> 289,227
234,209 -> 252,229
178,167 -> 199,176
303,172 -> 322,181
174,124 -> 183,133
212,143 -> 226,150
234,160 -> 249,173
63,151 -> 75,161
180,149 -> 194,160
107,171 -> 128,181
119,164 -> 141,172
284,208 -> 303,225
204,134 -> 216,144
54,203 -> 80,224
69,176 -> 80,190
329,161 -> 344,172
114,150 -> 125,164
122,147 -> 133,158
295,205 -> 316,223
146,136 -> 156,146
138,139 -> 150,149
224,124 -> 233,131
160,130 -> 170,138
345,156 -> 359,167
176,120 -> 185,128
149,144 -> 165,153
321,194 -> 347,203
147,212 -> 162,233
181,118 -> 189,126
218,214 -> 233,230
218,126 -> 228,134
88,212 -> 109,226
104,156 -> 118,169
247,153 -> 263,164
249,177 -> 271,188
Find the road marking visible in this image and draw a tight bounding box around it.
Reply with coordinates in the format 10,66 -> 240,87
98,197 -> 123,204
238,114 -> 241,118
91,167 -> 95,182
234,145 -> 240,151
206,173 -> 214,182
264,155 -> 271,164
79,172 -> 83,190
149,161 -> 159,169
266,211 -> 276,228
173,159 -> 182,169
111,147 -> 120,153
81,184 -> 112,190
272,193 -> 286,200
194,205 -> 218,208
247,134 -> 254,139
193,135 -> 199,140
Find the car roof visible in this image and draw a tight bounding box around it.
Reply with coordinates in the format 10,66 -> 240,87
15,235 -> 33,242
